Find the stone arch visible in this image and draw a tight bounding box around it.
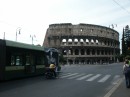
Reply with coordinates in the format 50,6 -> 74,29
74,38 -> 78,45
96,39 -> 98,44
91,39 -> 94,44
68,38 -> 72,45
81,49 -> 85,55
80,39 -> 84,45
74,38 -> 78,42
62,49 -> 67,55
97,50 -> 100,55
68,49 -> 73,55
68,38 -> 72,42
87,49 -> 90,55
86,39 -> 89,44
75,49 -> 79,55
92,49 -> 95,55
62,39 -> 66,42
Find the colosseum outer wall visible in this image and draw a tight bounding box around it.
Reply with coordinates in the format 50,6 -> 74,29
43,23 -> 120,65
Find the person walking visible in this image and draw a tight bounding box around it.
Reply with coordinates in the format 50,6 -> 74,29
123,60 -> 130,88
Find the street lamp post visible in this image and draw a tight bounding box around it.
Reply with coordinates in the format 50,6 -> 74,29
30,35 -> 36,45
16,27 -> 21,41
3,32 -> 5,40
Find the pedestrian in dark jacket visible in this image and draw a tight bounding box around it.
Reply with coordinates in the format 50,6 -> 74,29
123,60 -> 130,88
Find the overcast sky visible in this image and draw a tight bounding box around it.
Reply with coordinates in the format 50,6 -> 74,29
0,0 -> 130,45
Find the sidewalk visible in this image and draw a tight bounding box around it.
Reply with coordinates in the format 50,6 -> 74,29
110,79 -> 130,97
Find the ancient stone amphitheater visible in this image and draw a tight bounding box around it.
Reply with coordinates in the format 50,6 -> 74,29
43,23 -> 120,65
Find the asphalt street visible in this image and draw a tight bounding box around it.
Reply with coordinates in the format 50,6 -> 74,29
0,63 -> 124,97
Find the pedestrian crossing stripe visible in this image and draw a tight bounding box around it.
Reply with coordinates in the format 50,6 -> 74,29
67,73 -> 85,79
60,73 -> 78,78
60,73 -> 120,83
98,75 -> 111,82
76,74 -> 93,80
86,74 -> 101,81
112,75 -> 121,85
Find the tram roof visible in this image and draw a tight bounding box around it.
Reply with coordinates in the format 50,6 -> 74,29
5,40 -> 45,51
44,47 -> 59,53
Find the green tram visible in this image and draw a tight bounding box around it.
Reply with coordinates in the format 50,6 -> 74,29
0,39 -> 59,81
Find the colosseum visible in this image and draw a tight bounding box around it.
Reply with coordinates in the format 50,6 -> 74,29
43,23 -> 120,65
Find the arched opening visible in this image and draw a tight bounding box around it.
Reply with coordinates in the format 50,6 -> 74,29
91,39 -> 94,44
87,49 -> 90,55
68,49 -> 73,55
86,39 -> 89,44
75,49 -> 79,55
62,39 -> 67,45
81,49 -> 85,55
92,49 -> 95,55
81,60 -> 85,64
74,38 -> 78,45
101,50 -> 104,55
97,50 -> 100,55
75,60 -> 79,64
80,39 -> 84,45
87,60 -> 90,64
62,50 -> 67,55
96,39 -> 98,44
68,38 -> 72,45
68,59 -> 73,64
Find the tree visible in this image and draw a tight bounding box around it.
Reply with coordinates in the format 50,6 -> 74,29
122,28 -> 127,56
59,53 -> 66,65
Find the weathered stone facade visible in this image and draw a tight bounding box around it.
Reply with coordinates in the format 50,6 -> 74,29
43,23 -> 120,65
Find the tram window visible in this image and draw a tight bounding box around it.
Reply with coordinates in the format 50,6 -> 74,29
16,56 -> 22,66
11,56 -> 15,65
26,56 -> 31,65
36,55 -> 44,65
25,55 -> 34,65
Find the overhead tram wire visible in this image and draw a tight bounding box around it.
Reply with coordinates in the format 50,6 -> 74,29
112,0 -> 130,15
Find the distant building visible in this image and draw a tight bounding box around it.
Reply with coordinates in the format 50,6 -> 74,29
124,25 -> 130,48
122,25 -> 130,55
43,23 -> 120,65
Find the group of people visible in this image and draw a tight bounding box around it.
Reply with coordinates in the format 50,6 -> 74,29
123,58 -> 130,88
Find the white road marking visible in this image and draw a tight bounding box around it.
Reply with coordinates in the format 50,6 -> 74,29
86,74 -> 101,81
60,73 -> 121,85
76,74 -> 93,80
60,73 -> 78,78
60,73 -> 71,76
104,77 -> 124,97
67,74 -> 85,79
112,75 -> 121,85
98,75 -> 111,82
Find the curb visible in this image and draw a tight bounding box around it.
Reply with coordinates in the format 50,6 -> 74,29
104,77 -> 124,97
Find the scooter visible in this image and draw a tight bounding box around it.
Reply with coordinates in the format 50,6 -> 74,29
45,68 -> 56,79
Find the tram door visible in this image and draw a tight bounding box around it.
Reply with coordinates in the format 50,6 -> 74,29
0,40 -> 6,80
25,54 -> 36,74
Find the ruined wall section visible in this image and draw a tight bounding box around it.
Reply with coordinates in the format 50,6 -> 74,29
43,23 -> 119,47
43,23 -> 120,65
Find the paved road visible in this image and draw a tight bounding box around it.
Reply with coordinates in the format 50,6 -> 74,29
0,63 -> 123,97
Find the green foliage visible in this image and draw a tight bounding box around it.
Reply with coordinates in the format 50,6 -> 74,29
126,50 -> 130,55
125,55 -> 130,60
116,54 -> 124,62
59,53 -> 66,64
